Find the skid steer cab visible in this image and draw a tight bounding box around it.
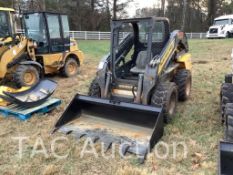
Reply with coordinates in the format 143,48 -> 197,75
54,17 -> 192,162
0,11 -> 84,87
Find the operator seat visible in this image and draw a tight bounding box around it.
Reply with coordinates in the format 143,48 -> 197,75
130,29 -> 170,74
130,51 -> 153,74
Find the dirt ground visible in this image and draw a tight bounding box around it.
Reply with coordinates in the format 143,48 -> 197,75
0,39 -> 233,175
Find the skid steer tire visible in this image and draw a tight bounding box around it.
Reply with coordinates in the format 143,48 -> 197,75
88,78 -> 101,97
224,104 -> 233,142
221,83 -> 233,121
225,74 -> 233,84
61,57 -> 79,77
174,69 -> 192,101
13,65 -> 39,87
151,82 -> 178,123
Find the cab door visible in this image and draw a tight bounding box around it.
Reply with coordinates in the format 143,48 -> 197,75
61,15 -> 70,51
46,14 -> 65,53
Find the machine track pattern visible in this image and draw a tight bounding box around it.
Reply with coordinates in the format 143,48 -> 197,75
151,82 -> 178,123
221,83 -> 233,119
88,78 -> 101,97
224,104 -> 233,141
174,69 -> 192,101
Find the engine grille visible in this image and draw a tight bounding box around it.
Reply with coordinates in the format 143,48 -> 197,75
209,28 -> 218,34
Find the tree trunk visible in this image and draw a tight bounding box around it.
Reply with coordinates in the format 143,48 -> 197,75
106,0 -> 111,22
41,0 -> 46,11
182,0 -> 187,30
113,0 -> 117,20
207,0 -> 216,26
91,0 -> 95,12
161,0 -> 165,16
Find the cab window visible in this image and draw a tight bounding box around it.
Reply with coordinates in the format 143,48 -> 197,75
61,15 -> 70,39
47,14 -> 61,39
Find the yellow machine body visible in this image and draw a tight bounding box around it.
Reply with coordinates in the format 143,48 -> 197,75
0,86 -> 29,106
0,37 -> 35,78
37,39 -> 84,74
176,53 -> 192,71
0,37 -> 84,79
0,8 -> 16,43
0,10 -> 84,86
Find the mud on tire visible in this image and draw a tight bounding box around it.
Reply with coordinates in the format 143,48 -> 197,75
13,65 -> 39,87
61,57 -> 79,77
88,78 -> 101,97
174,69 -> 192,101
151,82 -> 178,123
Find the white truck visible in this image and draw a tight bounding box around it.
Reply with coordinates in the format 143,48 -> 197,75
206,15 -> 233,39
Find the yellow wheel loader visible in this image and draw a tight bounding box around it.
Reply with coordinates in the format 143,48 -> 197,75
0,11 -> 84,87
0,7 -> 16,44
53,17 -> 192,162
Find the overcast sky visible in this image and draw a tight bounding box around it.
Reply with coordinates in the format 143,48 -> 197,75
127,0 -> 163,17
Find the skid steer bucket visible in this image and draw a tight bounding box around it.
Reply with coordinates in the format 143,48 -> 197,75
219,141 -> 233,174
54,94 -> 164,161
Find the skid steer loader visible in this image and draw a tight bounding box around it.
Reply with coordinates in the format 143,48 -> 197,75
53,17 -> 192,161
219,49 -> 233,174
0,11 -> 84,88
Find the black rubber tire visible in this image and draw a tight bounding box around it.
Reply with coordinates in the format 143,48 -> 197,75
13,65 -> 39,87
225,74 -> 233,83
151,82 -> 178,123
88,78 -> 101,97
224,103 -> 233,142
220,83 -> 233,121
61,57 -> 79,77
226,32 -> 231,38
174,69 -> 192,101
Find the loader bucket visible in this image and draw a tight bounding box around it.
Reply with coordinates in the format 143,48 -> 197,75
219,141 -> 233,174
1,79 -> 57,107
54,94 -> 164,161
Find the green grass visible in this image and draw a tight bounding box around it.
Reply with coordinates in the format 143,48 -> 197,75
78,40 -> 110,61
1,39 -> 233,174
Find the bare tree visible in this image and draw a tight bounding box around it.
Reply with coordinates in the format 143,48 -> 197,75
161,0 -> 165,16
182,0 -> 187,30
207,0 -> 216,25
113,0 -> 117,19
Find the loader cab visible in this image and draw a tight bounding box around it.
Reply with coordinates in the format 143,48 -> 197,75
0,8 -> 16,39
23,12 -> 70,54
111,17 -> 170,84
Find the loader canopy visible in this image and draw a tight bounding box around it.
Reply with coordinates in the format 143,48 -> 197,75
111,17 -> 170,81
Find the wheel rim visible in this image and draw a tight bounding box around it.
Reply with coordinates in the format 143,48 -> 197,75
67,61 -> 78,75
23,71 -> 36,86
185,78 -> 191,97
168,92 -> 176,116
